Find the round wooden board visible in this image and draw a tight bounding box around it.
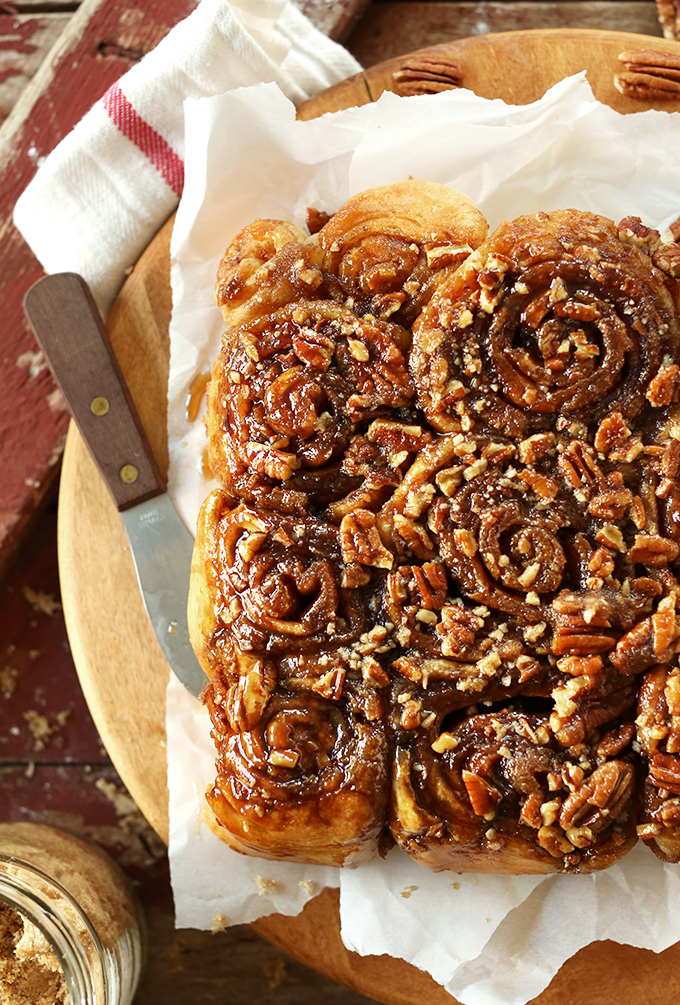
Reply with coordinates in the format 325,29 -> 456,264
58,29 -> 680,1005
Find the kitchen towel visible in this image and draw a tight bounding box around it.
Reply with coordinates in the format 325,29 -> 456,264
13,0 -> 362,315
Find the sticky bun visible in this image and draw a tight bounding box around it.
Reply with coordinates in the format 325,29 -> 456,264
189,187 -> 680,872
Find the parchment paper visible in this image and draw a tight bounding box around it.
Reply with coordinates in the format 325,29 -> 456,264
165,75 -> 680,1005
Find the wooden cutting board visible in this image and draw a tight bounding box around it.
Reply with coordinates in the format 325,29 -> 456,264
58,29 -> 680,1005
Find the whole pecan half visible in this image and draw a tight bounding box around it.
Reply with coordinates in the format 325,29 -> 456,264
615,49 -> 680,101
559,761 -> 635,833
656,0 -> 680,40
392,55 -> 463,96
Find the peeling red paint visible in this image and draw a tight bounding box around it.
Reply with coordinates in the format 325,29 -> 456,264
0,0 -> 199,577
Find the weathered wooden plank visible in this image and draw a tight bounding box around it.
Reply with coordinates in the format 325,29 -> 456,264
0,3 -> 80,9
346,2 -> 663,66
0,0 -> 199,581
0,14 -> 72,123
0,505 -> 107,764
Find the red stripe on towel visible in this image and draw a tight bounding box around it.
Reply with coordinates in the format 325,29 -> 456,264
103,81 -> 185,197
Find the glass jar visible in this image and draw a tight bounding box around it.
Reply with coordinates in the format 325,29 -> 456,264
0,822 -> 145,1004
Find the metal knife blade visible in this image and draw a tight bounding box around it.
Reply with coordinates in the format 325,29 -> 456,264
23,272 -> 206,699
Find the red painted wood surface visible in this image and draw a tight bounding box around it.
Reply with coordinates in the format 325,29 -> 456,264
0,0 -> 198,581
0,0 -> 370,582
0,12 -> 72,124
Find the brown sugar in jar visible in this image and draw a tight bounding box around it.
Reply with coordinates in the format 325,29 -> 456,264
0,822 -> 145,1004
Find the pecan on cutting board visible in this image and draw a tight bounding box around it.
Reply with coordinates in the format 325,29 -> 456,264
614,48 -> 680,101
392,55 -> 462,96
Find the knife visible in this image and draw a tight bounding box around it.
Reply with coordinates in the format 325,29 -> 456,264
23,272 -> 206,700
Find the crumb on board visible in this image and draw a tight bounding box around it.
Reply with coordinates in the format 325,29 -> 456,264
264,957 -> 287,988
23,709 -> 70,752
0,666 -> 18,699
21,587 -> 61,617
94,778 -> 139,819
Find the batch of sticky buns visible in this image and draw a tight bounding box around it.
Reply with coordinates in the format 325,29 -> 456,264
187,179 -> 680,874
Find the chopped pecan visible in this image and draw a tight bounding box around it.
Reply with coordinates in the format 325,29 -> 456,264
392,55 -> 463,96
648,751 -> 680,793
594,524 -> 626,553
436,605 -> 484,656
558,440 -> 606,495
655,239 -> 680,277
462,769 -> 502,819
588,548 -> 616,578
339,509 -> 394,569
646,363 -> 680,406
516,468 -> 560,501
435,465 -> 465,496
400,699 -> 423,730
341,562 -> 372,588
311,667 -> 346,700
392,513 -> 435,559
597,722 -> 636,759
662,439 -> 680,478
481,442 -> 517,466
617,216 -> 662,253
593,411 -> 632,455
551,675 -> 636,746
556,654 -> 604,677
650,796 -> 680,825
517,432 -> 556,465
612,596 -> 679,674
551,591 -> 616,657
537,824 -> 574,857
627,533 -> 680,565
452,527 -> 478,558
559,761 -> 635,832
519,791 -> 544,829
388,561 -> 448,611
366,418 -> 433,459
219,658 -> 276,732
587,487 -> 634,521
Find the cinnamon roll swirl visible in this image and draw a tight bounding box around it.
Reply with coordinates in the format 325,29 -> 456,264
317,180 -> 488,324
189,191 -> 680,873
410,209 -> 679,434
206,300 -> 414,498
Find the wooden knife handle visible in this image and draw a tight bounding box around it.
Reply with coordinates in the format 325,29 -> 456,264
24,272 -> 166,510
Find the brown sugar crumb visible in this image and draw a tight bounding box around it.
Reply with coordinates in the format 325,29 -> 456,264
0,666 -> 18,699
23,709 -> 70,752
255,875 -> 278,896
0,904 -> 68,1004
210,913 -> 230,933
21,587 -> 61,617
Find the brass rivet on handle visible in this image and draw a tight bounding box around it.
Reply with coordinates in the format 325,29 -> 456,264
90,396 -> 110,416
119,464 -> 139,484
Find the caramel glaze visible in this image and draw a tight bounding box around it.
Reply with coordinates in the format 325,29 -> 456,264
188,191 -> 680,872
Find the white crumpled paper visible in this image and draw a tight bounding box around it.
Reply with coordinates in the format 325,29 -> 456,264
166,74 -> 680,1005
